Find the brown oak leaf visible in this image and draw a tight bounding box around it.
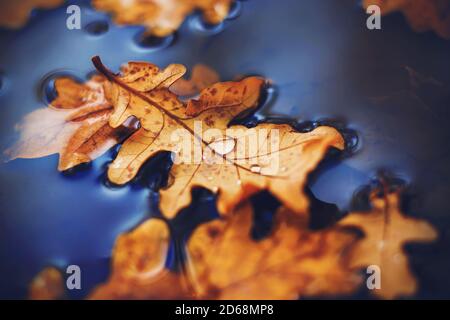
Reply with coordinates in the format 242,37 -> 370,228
93,57 -> 345,218
88,202 -> 360,299
339,189 -> 438,299
4,75 -> 135,171
186,203 -> 361,299
364,0 -> 450,39
29,267 -> 65,300
92,0 -> 233,37
0,0 -> 64,28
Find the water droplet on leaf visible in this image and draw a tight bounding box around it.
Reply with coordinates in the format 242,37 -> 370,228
207,137 -> 236,156
250,165 -> 261,174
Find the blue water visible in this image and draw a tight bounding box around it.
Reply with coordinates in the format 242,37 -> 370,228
1,0 -> 450,299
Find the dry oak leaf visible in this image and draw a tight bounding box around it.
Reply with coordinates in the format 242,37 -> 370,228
92,0 -> 233,37
90,202 -> 361,299
29,267 -> 65,300
339,190 -> 438,299
0,0 -> 64,28
4,75 -> 135,171
89,218 -> 193,299
364,0 -> 450,39
93,57 -> 345,218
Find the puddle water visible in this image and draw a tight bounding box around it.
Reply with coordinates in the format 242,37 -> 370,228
1,0 -> 450,298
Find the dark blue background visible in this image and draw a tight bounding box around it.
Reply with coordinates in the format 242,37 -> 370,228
1,0 -> 450,299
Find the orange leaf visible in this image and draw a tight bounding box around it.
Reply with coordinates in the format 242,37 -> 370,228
339,189 -> 438,299
29,267 -> 65,300
93,57 -> 345,218
4,76 -> 135,171
88,202 -> 361,299
89,218 -> 193,300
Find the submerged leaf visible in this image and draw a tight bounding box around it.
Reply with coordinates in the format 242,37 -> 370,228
186,203 -> 361,299
92,0 -> 233,37
4,76 -> 135,171
0,0 -> 64,28
89,202 -> 360,299
339,189 -> 438,299
364,0 -> 450,39
93,57 -> 345,218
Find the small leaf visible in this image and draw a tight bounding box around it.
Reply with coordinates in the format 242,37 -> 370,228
4,76 -> 135,171
29,267 -> 65,300
92,57 -> 345,218
339,189 -> 438,299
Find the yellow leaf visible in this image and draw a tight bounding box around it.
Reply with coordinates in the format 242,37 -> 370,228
93,57 -> 345,218
88,202 -> 361,299
92,0 -> 233,37
4,76 -> 135,171
339,189 -> 438,299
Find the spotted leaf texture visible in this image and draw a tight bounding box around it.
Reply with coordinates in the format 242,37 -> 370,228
0,0 -> 64,28
339,189 -> 438,299
4,76 -> 135,171
92,0 -> 233,37
88,202 -> 360,300
93,57 -> 345,218
364,0 -> 450,39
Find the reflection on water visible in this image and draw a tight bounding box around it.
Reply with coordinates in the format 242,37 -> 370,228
1,0 -> 450,298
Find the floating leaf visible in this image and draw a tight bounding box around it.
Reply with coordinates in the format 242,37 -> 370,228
339,189 -> 438,299
364,0 -> 450,39
4,76 -> 135,171
29,267 -> 65,300
88,202 -> 360,299
92,0 -> 233,37
93,57 -> 345,218
0,0 -> 64,28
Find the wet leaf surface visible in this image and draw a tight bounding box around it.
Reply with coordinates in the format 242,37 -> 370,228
93,58 -> 344,218
4,76 -> 135,171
